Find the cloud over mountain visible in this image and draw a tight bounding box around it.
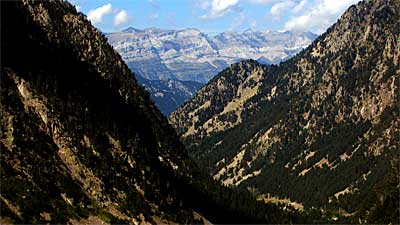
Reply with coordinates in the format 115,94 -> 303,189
201,0 -> 240,18
284,0 -> 360,33
114,10 -> 129,26
87,3 -> 112,24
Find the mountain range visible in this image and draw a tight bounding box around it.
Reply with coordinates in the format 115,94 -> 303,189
171,0 -> 399,223
107,27 -> 316,115
107,28 -> 316,83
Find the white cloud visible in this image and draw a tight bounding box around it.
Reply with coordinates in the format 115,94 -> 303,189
284,0 -> 360,33
270,1 -> 295,16
87,3 -> 112,24
75,5 -> 81,12
201,0 -> 240,18
199,0 -> 286,19
212,0 -> 239,11
114,10 -> 129,26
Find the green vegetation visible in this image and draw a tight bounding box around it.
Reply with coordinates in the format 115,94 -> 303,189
171,0 -> 400,223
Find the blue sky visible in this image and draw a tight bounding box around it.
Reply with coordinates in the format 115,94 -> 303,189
69,0 -> 360,35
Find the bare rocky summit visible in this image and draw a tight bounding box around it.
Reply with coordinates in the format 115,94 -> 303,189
106,28 -> 316,83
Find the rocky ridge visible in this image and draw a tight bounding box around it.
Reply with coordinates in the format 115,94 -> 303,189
171,0 -> 399,223
106,28 -> 316,83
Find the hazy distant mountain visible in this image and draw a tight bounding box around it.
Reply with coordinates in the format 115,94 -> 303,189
136,74 -> 203,116
107,28 -> 316,115
106,28 -> 316,83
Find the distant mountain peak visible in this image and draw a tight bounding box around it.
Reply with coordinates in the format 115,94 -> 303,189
220,30 -> 237,35
243,28 -> 255,34
182,27 -> 201,32
122,27 -> 141,33
107,27 -> 316,114
107,27 -> 316,83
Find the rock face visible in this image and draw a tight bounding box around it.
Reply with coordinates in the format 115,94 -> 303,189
107,28 -> 315,116
136,75 -> 203,116
171,0 -> 399,223
106,28 -> 316,83
0,1 -> 205,224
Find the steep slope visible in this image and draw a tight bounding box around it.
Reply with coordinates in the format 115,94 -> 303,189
0,1 -> 201,224
171,0 -> 399,223
136,75 -> 203,116
106,28 -> 316,83
171,60 -> 269,140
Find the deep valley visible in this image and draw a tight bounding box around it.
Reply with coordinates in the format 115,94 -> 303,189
1,0 -> 399,224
